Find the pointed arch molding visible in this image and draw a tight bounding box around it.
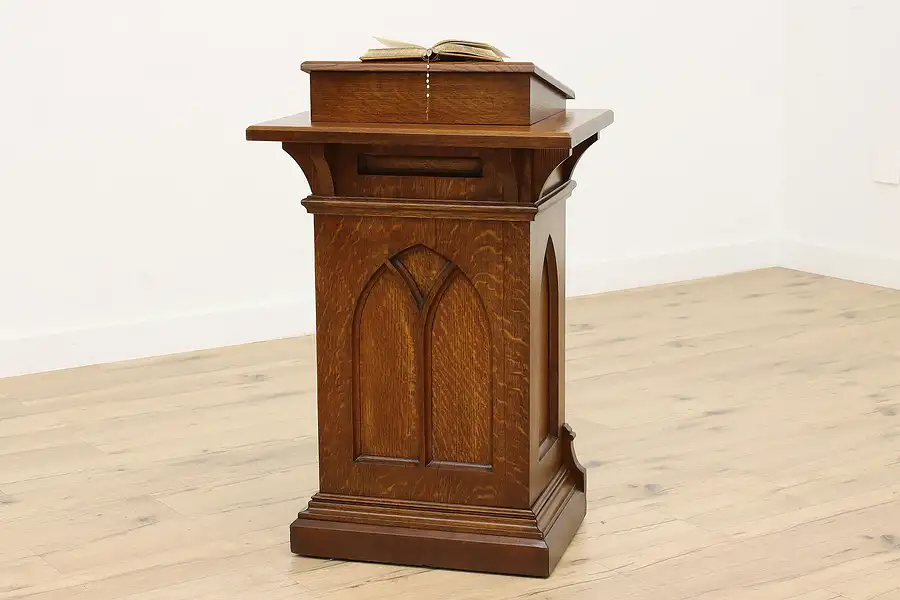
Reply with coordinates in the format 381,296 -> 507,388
538,236 -> 561,459
352,245 -> 494,470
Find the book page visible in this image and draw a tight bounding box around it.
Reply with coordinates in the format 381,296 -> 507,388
360,47 -> 426,61
373,37 -> 425,49
433,40 -> 508,58
434,43 -> 503,62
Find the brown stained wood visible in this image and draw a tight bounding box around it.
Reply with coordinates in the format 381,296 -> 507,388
311,216 -> 515,506
502,219 -> 533,510
246,82 -> 609,576
394,245 -> 448,297
302,493 -> 544,539
544,240 -> 561,447
290,463 -> 585,577
282,142 -> 334,195
327,145 -> 504,201
560,133 -> 599,184
305,62 -> 572,126
536,255 -> 551,449
247,109 -> 615,149
529,198 -> 568,505
427,272 -> 492,468
530,77 -> 567,125
358,155 -> 483,178
537,237 -> 561,459
354,268 -> 420,462
535,180 -> 576,211
310,71 -> 536,126
301,196 -> 537,222
532,148 -> 571,204
486,148 -> 520,204
512,148 -> 534,204
301,61 -> 576,100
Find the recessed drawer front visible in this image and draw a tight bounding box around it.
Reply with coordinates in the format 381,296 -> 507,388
358,155 -> 483,178
327,145 -> 512,202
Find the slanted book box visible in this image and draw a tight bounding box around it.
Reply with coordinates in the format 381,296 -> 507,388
303,61 -> 575,125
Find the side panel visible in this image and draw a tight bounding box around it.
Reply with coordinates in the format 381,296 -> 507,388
529,198 -> 567,505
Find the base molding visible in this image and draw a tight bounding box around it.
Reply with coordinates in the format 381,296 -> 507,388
290,485 -> 584,578
290,427 -> 587,577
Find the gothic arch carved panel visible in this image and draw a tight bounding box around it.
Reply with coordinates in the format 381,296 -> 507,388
537,236 -> 560,458
426,271 -> 492,468
354,266 -> 420,463
352,245 -> 494,471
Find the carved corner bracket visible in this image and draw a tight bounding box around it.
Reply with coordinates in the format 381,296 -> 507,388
282,142 -> 334,196
528,133 -> 600,205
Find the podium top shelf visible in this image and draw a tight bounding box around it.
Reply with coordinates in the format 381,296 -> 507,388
246,109 -> 613,149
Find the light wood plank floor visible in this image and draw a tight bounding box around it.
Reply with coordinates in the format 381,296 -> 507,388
1,267 -> 899,600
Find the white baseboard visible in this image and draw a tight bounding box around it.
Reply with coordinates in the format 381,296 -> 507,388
566,240 -> 777,297
0,299 -> 315,379
778,240 -> 900,291
17,239 -> 883,379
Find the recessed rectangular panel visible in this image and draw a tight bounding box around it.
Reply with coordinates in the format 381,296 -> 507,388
427,273 -> 493,468
358,155 -> 483,178
354,267 -> 420,461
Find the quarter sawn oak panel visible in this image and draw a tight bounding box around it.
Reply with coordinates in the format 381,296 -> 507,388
313,217 -> 518,506
354,267 -> 420,463
427,272 -> 492,468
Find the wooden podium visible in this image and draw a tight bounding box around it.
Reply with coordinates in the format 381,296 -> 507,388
247,61 -> 613,577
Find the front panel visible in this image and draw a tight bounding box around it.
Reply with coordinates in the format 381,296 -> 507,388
312,214 -> 531,508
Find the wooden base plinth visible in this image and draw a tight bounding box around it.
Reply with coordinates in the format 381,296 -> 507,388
290,464 -> 585,578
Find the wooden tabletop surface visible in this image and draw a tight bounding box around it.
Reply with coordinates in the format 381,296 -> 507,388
245,109 -> 614,149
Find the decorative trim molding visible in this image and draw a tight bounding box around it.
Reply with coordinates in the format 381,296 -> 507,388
283,142 -> 334,195
298,432 -> 583,541
301,195 -> 538,221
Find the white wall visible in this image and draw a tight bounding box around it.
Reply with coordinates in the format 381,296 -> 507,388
781,0 -> 900,289
0,0 -> 786,377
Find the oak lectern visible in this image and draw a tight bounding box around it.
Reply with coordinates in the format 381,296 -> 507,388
247,61 -> 613,577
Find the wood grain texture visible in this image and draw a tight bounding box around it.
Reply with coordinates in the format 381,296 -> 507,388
311,217 -> 516,506
247,109 -> 615,149
310,71 -> 539,125
326,145 -> 507,201
246,93 -> 608,575
529,197 -> 568,504
358,154 -> 483,178
533,148 -> 572,204
394,245 -> 448,298
354,267 -> 420,462
4,268 -> 900,595
282,142 -> 334,195
301,196 -> 538,221
537,237 -> 561,458
427,272 -> 492,468
301,61 -> 576,100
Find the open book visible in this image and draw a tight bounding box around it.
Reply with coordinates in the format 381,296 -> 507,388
360,37 -> 508,62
